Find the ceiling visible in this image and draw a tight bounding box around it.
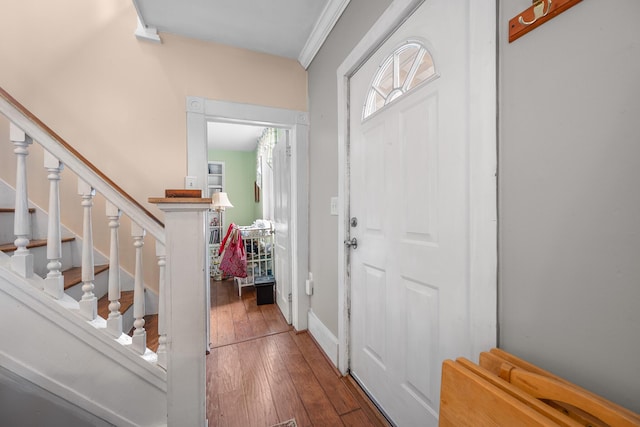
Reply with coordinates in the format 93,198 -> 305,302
208,122 -> 266,152
132,0 -> 350,68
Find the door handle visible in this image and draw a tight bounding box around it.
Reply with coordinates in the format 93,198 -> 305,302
344,237 -> 358,250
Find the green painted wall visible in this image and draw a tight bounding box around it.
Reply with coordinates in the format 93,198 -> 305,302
209,149 -> 260,229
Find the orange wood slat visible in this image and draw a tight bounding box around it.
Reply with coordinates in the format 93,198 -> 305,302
0,208 -> 36,213
63,264 -> 108,290
489,348 -> 640,424
97,289 -> 133,319
439,360 -> 558,427
0,236 -> 75,253
143,315 -> 159,353
456,357 -> 581,427
508,0 -> 583,43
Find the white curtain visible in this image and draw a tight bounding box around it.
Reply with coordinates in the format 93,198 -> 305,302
257,128 -> 276,220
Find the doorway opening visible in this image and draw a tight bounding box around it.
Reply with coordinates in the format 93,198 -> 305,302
206,122 -> 295,330
186,97 -> 310,333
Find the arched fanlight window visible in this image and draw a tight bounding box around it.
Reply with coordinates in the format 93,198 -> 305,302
362,41 -> 436,120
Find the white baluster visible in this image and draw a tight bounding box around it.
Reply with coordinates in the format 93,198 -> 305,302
9,123 -> 34,279
43,150 -> 64,299
156,242 -> 167,369
106,201 -> 123,337
131,223 -> 146,354
78,179 -> 97,320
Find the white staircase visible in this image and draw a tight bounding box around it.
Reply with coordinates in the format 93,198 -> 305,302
0,86 -> 210,426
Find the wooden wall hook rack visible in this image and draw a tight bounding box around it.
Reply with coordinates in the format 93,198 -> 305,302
509,0 -> 583,43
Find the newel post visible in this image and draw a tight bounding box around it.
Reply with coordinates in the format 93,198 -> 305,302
149,196 -> 210,427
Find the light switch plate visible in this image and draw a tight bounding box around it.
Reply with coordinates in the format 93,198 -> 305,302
330,197 -> 338,216
185,176 -> 197,189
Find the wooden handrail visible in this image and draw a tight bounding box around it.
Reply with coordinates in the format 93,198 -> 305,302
0,86 -> 165,240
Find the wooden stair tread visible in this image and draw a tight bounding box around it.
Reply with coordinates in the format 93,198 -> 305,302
0,236 -> 75,253
129,314 -> 159,353
0,207 -> 36,213
63,264 -> 109,290
97,290 -> 134,319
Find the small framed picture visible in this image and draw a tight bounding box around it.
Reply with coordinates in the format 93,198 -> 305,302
254,181 -> 260,202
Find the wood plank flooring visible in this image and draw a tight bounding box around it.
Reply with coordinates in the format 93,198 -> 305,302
207,279 -> 390,427
210,278 -> 291,348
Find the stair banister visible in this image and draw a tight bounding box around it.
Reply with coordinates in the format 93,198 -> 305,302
0,88 -> 164,244
1,86 -> 216,424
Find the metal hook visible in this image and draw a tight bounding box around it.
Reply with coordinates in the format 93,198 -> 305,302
518,0 -> 552,26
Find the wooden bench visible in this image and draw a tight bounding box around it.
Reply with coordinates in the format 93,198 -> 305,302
439,348 -> 640,426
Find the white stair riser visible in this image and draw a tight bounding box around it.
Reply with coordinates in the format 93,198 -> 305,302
122,304 -> 135,335
0,212 -> 33,243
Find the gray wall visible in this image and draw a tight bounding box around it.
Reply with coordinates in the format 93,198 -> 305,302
307,0 -> 393,334
499,0 -> 640,412
308,0 -> 640,413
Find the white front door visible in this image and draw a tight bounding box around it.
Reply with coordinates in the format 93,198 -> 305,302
348,1 -> 494,425
273,129 -> 292,322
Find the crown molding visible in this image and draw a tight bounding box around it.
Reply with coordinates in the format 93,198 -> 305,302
134,17 -> 161,43
132,0 -> 162,43
298,0 -> 351,69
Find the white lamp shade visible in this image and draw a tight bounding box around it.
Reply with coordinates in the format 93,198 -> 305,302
211,192 -> 234,210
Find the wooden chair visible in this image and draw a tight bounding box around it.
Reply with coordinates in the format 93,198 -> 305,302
439,349 -> 640,426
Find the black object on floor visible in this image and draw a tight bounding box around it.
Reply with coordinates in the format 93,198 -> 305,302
255,275 -> 276,305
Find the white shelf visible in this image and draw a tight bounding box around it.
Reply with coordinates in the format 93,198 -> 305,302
208,161 -> 225,278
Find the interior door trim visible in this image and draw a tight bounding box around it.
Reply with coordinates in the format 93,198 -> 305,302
186,97 -> 310,331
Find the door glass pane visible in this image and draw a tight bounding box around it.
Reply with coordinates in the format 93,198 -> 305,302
363,41 -> 436,120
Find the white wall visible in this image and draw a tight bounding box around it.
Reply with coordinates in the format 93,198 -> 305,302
498,0 -> 640,412
0,366 -> 110,427
307,0 -> 393,337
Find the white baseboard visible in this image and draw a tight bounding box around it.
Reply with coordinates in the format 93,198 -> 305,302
307,310 -> 339,367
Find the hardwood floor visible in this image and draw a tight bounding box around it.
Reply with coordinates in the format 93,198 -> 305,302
207,279 -> 390,427
210,278 -> 291,348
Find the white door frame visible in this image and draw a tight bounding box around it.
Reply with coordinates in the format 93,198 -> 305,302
186,97 -> 310,331
336,0 -> 497,375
